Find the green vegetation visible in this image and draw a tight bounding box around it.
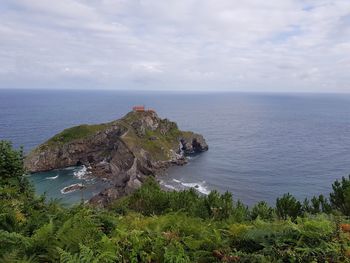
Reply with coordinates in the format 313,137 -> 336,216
121,112 -> 183,161
47,123 -> 112,145
2,140 -> 350,262
29,122 -> 116,154
30,111 -> 186,162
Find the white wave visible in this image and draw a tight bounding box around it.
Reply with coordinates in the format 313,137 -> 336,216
45,175 -> 59,180
163,184 -> 177,190
179,141 -> 184,156
181,181 -> 211,195
158,179 -> 165,186
186,155 -> 199,161
60,183 -> 84,194
63,166 -> 76,170
159,179 -> 179,191
163,178 -> 210,194
74,165 -> 89,179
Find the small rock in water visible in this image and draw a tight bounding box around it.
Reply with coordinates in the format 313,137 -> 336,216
61,183 -> 86,194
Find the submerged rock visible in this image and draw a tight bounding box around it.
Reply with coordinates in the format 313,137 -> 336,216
25,110 -> 208,206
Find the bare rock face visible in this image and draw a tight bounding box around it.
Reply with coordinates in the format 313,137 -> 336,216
181,134 -> 209,154
24,124 -> 127,173
25,110 -> 208,206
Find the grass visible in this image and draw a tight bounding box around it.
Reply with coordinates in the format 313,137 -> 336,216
33,122 -> 115,153
48,124 -> 110,144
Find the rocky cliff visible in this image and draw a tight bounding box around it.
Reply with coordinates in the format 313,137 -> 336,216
25,110 -> 208,206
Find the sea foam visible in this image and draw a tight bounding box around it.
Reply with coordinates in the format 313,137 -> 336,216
167,179 -> 211,195
74,165 -> 88,179
45,175 -> 59,180
181,181 -> 211,195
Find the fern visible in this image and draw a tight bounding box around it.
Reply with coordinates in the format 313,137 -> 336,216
57,247 -> 79,263
0,253 -> 37,263
0,230 -> 32,253
57,244 -> 117,263
56,209 -> 102,253
164,241 -> 191,263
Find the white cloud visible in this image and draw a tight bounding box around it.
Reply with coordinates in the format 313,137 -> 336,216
0,0 -> 349,92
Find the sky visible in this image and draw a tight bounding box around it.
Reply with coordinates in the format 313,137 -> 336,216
0,0 -> 350,92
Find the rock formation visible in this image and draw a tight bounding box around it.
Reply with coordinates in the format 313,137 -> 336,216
25,110 -> 208,206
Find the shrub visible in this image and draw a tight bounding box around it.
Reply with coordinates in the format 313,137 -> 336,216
251,201 -> 275,221
276,193 -> 302,220
330,175 -> 350,215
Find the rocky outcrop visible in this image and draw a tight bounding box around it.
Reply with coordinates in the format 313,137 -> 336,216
61,183 -> 86,194
24,124 -> 128,173
25,111 -> 208,206
181,134 -> 208,154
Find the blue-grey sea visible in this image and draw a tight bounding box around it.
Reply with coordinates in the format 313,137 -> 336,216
1,89 -> 350,206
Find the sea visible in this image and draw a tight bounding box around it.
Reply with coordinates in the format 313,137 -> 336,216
1,89 -> 350,206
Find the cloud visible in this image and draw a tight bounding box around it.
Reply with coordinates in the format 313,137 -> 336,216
0,0 -> 349,92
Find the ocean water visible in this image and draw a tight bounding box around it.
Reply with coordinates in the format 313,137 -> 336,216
1,89 -> 350,206
27,166 -> 109,205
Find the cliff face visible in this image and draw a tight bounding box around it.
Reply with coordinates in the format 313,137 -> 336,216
24,111 -> 208,206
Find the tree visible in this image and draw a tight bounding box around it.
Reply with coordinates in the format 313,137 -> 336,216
330,175 -> 350,215
0,141 -> 25,180
276,193 -> 302,220
204,191 -> 234,220
251,201 -> 274,220
0,140 -> 32,199
302,194 -> 332,214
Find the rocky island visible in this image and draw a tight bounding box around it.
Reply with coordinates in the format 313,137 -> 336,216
24,109 -> 208,206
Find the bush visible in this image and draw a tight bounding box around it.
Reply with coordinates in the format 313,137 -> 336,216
0,141 -> 25,180
330,175 -> 350,215
276,193 -> 302,220
251,201 -> 274,220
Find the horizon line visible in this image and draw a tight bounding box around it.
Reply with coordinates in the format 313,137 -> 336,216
1,87 -> 350,95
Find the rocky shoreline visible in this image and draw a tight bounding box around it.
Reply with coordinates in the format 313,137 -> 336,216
25,110 -> 208,206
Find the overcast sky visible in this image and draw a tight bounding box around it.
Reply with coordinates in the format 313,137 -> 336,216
1,0 -> 350,92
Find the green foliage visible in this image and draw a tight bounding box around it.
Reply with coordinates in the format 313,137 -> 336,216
205,191 -> 234,220
276,193 -> 302,220
47,123 -> 110,145
56,208 -> 103,253
57,244 -> 117,263
0,140 -> 25,180
2,140 -> 350,262
303,194 -> 332,215
117,177 -> 239,221
330,175 -> 350,215
251,201 -> 275,220
0,141 -> 33,202
164,241 -> 191,263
